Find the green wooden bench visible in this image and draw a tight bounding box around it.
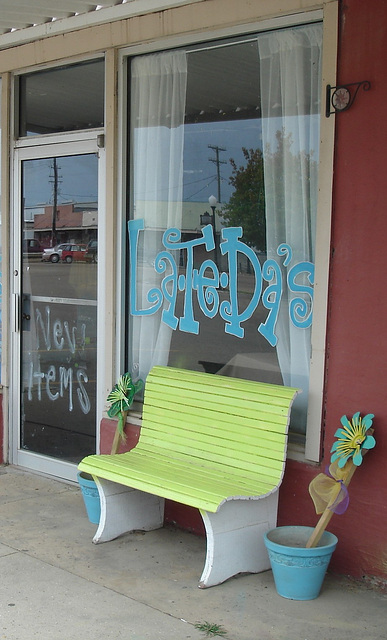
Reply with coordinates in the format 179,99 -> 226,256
78,365 -> 299,588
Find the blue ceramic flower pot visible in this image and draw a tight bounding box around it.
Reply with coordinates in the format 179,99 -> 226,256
264,525 -> 338,600
77,471 -> 101,524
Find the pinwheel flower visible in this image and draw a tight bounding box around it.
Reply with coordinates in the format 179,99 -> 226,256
330,412 -> 376,468
107,372 -> 143,439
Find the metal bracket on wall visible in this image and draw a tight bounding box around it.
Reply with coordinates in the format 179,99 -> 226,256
325,81 -> 371,117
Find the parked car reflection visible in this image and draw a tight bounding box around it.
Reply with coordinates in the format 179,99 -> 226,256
61,244 -> 87,263
85,239 -> 98,263
23,238 -> 45,259
41,243 -> 68,263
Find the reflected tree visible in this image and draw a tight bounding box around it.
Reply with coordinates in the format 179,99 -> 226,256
220,132 -> 318,254
220,147 -> 266,250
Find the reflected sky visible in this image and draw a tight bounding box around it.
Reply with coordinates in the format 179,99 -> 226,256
21,114 -> 319,209
22,154 -> 98,208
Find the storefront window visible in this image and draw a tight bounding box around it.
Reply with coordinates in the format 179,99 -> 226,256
18,59 -> 104,137
127,24 -> 322,434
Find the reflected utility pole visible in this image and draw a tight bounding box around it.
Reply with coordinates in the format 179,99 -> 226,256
49,158 -> 60,247
208,144 -> 226,204
208,145 -> 226,272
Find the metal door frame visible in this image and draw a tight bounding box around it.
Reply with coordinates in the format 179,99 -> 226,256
11,133 -> 105,482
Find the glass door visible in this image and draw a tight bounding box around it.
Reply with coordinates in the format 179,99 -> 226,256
14,146 -> 100,480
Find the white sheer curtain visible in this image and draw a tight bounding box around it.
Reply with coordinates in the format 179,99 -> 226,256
257,24 -> 322,430
129,50 -> 187,381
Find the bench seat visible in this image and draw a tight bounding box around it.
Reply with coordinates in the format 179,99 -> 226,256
80,447 -> 282,513
79,365 -> 299,588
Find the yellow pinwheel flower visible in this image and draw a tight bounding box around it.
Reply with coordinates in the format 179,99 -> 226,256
330,412 -> 375,468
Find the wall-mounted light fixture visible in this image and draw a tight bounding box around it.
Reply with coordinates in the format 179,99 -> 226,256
326,81 -> 371,117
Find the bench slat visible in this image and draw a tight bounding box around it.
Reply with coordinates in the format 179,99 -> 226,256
149,365 -> 294,399
136,445 -> 282,489
138,432 -> 285,479
80,450 -> 276,512
141,367 -> 292,473
143,396 -> 291,433
85,449 -> 275,493
146,384 -> 295,417
142,411 -> 287,451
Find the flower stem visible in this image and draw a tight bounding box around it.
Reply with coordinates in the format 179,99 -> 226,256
110,410 -> 128,455
306,461 -> 357,548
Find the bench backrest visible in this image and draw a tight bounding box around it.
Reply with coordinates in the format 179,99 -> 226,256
139,366 -> 299,487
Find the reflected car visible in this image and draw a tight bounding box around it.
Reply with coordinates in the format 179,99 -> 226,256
61,244 -> 87,263
85,239 -> 98,263
23,238 -> 44,259
41,243 -> 68,263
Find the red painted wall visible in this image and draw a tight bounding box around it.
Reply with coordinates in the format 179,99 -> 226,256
99,0 -> 387,583
320,0 -> 387,579
100,418 -> 140,455
280,0 -> 387,581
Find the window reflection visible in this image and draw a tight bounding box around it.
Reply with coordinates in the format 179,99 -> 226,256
20,154 -> 98,462
128,25 -> 322,434
19,59 -> 104,137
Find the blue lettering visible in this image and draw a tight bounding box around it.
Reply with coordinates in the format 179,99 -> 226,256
288,262 -> 315,328
163,224 -> 215,334
219,227 -> 262,338
258,259 -> 283,347
127,220 -> 314,347
195,260 -> 220,318
128,219 -> 163,316
155,250 -> 179,330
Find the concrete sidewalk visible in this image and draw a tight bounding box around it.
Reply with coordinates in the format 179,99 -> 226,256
0,465 -> 385,640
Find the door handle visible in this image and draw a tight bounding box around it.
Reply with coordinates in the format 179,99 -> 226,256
22,293 -> 31,331
13,294 -> 20,333
13,294 -> 31,331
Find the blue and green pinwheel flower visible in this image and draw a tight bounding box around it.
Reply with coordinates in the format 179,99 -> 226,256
107,372 -> 143,440
330,412 -> 376,468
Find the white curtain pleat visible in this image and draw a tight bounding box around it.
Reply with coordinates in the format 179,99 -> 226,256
258,24 -> 322,430
129,50 -> 187,381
